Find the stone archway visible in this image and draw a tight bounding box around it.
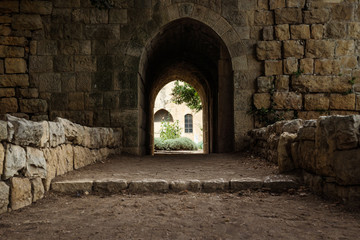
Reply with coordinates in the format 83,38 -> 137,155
138,17 -> 234,155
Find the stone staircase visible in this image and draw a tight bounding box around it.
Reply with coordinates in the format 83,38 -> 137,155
51,175 -> 301,195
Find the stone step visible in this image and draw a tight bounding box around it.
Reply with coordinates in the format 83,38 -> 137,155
51,175 -> 301,194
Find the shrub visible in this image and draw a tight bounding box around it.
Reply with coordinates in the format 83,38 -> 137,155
160,120 -> 182,140
154,137 -> 198,151
197,141 -> 203,150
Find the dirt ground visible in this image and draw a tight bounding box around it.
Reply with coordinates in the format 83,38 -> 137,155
0,191 -> 359,240
1,153 -> 359,239
54,152 -> 279,182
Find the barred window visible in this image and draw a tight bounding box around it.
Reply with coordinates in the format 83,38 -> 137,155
184,114 -> 193,133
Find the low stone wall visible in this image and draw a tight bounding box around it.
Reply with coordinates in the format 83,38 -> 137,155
0,115 -> 122,214
249,115 -> 360,204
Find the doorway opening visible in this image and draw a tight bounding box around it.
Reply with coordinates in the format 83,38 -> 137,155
153,81 -> 204,154
139,18 -> 234,155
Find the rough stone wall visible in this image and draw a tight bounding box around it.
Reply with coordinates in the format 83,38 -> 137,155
0,115 -> 122,214
249,115 -> 360,204
254,0 -> 360,127
1,0 -> 360,153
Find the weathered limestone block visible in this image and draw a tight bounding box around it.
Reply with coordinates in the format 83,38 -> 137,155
128,179 -> 169,193
0,45 -> 23,58
256,41 -> 281,60
304,94 -> 329,111
109,9 -> 127,24
93,179 -> 127,193
297,122 -> 316,141
56,117 -> 84,145
74,146 -> 95,169
0,182 -> 9,214
275,75 -> 289,91
4,145 -> 26,180
0,36 -> 27,46
26,147 -> 46,179
254,10 -> 274,26
20,0 -> 52,15
5,58 -> 27,73
283,58 -> 298,74
0,120 -> 7,140
336,40 -> 355,56
349,22 -> 360,39
57,144 -> 74,176
0,98 -> 18,114
48,121 -> 65,147
297,141 -> 316,173
300,58 -> 314,74
0,143 -> 4,176
51,180 -> 93,194
290,25 -> 310,40
10,177 -> 32,210
278,133 -> 297,173
315,59 -> 340,75
230,178 -> 263,190
306,40 -> 335,58
302,171 -> 323,194
304,9 -> 330,24
273,92 -> 302,110
311,24 -> 324,39
19,99 -> 48,113
287,0 -> 305,8
257,76 -> 273,93
316,115 -> 360,176
332,150 -> 360,185
282,119 -> 304,133
0,88 -> 15,97
254,93 -> 271,109
42,147 -> 58,191
262,26 -> 274,40
31,177 -> 44,202
169,180 -> 202,192
326,22 -> 346,39
19,89 -> 39,99
275,8 -> 302,24
275,24 -> 290,40
283,40 -> 304,58
339,56 -> 357,69
265,60 -> 282,76
330,94 -> 356,111
202,179 -> 228,192
12,14 -> 43,30
29,56 -> 53,73
331,3 -> 354,21
269,0 -> 285,9
7,115 -> 49,147
263,175 -> 299,192
0,75 -> 29,87
0,1 -> 19,13
292,75 -> 351,93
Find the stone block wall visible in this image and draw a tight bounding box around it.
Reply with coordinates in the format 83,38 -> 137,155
0,115 -> 122,214
249,115 -> 360,204
253,0 -> 360,126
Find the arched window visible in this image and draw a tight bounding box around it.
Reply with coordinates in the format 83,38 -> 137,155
154,109 -> 173,122
184,114 -> 193,133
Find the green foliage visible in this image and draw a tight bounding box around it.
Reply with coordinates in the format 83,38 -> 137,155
342,89 -> 353,95
292,69 -> 304,78
171,81 -> 202,112
154,137 -> 198,151
197,141 -> 203,150
90,0 -> 113,9
349,77 -> 356,85
247,107 -> 284,126
160,119 -> 182,140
